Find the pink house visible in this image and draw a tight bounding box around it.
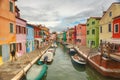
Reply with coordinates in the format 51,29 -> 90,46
76,24 -> 86,46
15,6 -> 27,57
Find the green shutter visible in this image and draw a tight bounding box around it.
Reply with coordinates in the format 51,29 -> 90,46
9,1 -> 13,12
10,23 -> 13,33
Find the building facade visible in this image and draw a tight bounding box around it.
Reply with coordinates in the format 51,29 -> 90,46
15,6 -> 27,57
99,2 -> 120,42
86,17 -> 101,48
76,24 -> 86,46
0,0 -> 17,64
113,16 -> 120,38
26,24 -> 34,53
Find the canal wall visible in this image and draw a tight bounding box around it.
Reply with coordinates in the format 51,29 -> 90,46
0,44 -> 51,80
74,46 -> 120,78
11,45 -> 51,80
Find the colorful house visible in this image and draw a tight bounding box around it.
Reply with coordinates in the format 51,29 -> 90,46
15,6 -> 27,57
99,2 -> 120,42
66,28 -> 74,44
63,31 -> 67,42
76,24 -> 86,46
40,26 -> 50,42
0,0 -> 17,64
86,17 -> 101,48
112,15 -> 120,38
26,24 -> 34,53
34,25 -> 41,49
57,32 -> 63,43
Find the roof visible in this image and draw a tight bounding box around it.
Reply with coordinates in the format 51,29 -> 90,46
102,2 -> 120,18
87,17 -> 101,21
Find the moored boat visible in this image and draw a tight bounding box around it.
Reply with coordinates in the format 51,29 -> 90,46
40,52 -> 54,63
69,48 -> 76,56
71,54 -> 86,65
26,61 -> 48,80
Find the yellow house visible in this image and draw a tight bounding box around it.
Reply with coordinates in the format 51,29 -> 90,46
0,0 -> 17,64
99,2 -> 120,42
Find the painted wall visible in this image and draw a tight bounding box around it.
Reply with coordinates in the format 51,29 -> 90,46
26,24 -> 34,53
76,24 -> 86,46
0,0 -> 16,63
0,0 -> 16,44
99,3 -> 120,42
16,18 -> 26,56
63,31 -> 67,42
113,17 -> 120,38
86,17 -> 100,48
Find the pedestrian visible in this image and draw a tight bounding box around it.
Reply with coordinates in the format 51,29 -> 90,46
11,49 -> 16,62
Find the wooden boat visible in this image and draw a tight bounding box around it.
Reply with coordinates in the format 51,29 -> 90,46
71,54 -> 86,65
51,43 -> 57,48
26,61 -> 48,80
40,52 -> 54,63
69,48 -> 76,56
46,48 -> 55,54
66,44 -> 73,49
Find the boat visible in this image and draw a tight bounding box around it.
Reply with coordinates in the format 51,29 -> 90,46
46,48 -> 56,54
40,52 -> 54,63
26,61 -> 48,80
51,43 -> 57,48
71,54 -> 86,65
66,44 -> 73,49
69,48 -> 76,56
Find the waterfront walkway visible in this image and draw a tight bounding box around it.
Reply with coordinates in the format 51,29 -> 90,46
0,44 -> 50,80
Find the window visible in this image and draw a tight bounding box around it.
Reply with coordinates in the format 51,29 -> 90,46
92,21 -> 95,25
108,23 -> 111,32
87,30 -> 89,35
9,1 -> 14,12
114,24 -> 119,33
100,26 -> 102,33
87,24 -> 89,26
10,23 -> 14,33
92,29 -> 95,34
92,41 -> 95,46
109,11 -> 112,17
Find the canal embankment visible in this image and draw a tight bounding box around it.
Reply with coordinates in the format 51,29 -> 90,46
0,44 -> 51,80
74,45 -> 120,78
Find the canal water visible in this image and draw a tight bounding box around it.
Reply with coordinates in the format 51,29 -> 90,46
45,43 -> 119,80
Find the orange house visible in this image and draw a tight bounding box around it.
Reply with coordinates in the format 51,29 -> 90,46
0,0 -> 17,64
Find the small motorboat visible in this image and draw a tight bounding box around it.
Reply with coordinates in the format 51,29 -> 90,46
71,54 -> 86,65
66,44 -> 73,49
69,48 -> 76,56
40,52 -> 54,63
46,48 -> 55,54
26,61 -> 48,80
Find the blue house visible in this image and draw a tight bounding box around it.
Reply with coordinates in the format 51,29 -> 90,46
26,24 -> 34,53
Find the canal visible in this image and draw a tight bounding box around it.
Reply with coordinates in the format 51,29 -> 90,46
45,43 -> 119,80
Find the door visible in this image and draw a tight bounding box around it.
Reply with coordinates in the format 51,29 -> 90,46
2,44 -> 10,62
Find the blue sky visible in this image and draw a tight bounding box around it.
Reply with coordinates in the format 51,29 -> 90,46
16,0 -> 119,32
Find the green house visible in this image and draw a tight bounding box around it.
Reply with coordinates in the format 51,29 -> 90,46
86,17 -> 101,48
63,31 -> 67,42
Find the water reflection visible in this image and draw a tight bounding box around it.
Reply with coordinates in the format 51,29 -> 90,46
71,59 -> 86,72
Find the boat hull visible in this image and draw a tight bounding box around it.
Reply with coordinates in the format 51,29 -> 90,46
26,63 -> 48,80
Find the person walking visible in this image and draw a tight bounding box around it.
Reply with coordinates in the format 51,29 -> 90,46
11,49 -> 16,62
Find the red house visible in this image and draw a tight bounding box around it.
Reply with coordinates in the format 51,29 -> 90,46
113,16 -> 120,38
34,25 -> 42,49
76,24 -> 86,47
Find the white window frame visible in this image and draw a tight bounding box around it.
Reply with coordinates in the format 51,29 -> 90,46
114,23 -> 119,33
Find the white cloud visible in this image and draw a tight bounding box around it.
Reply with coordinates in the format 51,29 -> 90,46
16,0 -> 119,32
